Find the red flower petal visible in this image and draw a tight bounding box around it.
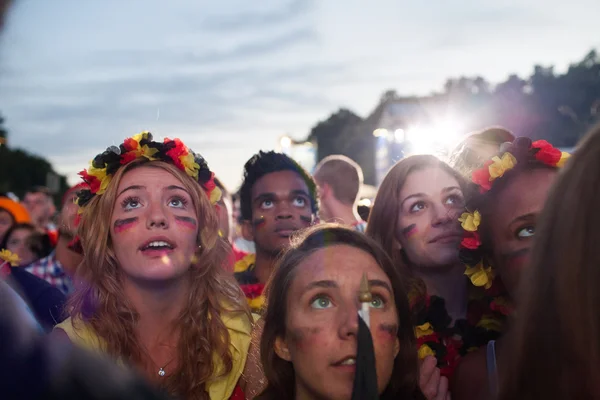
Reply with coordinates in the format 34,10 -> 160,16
165,138 -> 187,171
241,283 -> 265,299
120,151 -> 138,165
123,138 -> 139,151
78,170 -> 101,193
204,172 -> 216,191
460,231 -> 481,250
472,161 -> 493,192
532,140 -> 561,166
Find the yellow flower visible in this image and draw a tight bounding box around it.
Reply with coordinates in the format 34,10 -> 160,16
248,295 -> 265,311
465,261 -> 494,289
458,210 -> 481,232
88,163 -> 112,195
415,322 -> 434,338
210,187 -> 222,205
180,153 -> 200,179
140,144 -> 159,160
418,344 -> 435,359
234,253 -> 256,273
557,152 -> 570,168
131,131 -> 151,143
477,316 -> 503,332
488,152 -> 516,179
0,249 -> 21,266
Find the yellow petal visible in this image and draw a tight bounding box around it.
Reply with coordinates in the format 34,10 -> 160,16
489,152 -> 516,179
557,152 -> 570,168
210,186 -> 222,205
465,262 -> 494,289
141,145 -> 159,160
477,316 -> 503,332
415,322 -> 434,338
247,295 -> 265,311
0,249 -> 21,266
180,153 -> 200,178
418,344 -> 436,359
459,210 -> 481,232
234,253 -> 256,273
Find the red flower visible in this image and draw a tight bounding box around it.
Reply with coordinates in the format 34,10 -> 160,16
460,231 -> 481,250
120,151 -> 138,165
122,138 -> 139,151
78,170 -> 101,193
532,140 -> 561,166
204,172 -> 216,191
74,214 -> 82,227
165,138 -> 187,171
490,298 -> 514,316
241,283 -> 264,299
472,160 -> 493,192
416,332 -> 441,346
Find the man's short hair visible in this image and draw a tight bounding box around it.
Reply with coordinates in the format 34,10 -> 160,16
26,186 -> 53,199
314,155 -> 363,205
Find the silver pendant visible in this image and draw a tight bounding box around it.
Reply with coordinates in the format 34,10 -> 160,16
158,368 -> 166,377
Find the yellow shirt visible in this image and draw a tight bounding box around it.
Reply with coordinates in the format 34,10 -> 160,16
55,311 -> 253,400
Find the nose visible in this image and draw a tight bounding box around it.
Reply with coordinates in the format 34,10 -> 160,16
275,201 -> 293,220
338,304 -> 359,339
146,202 -> 169,229
431,202 -> 453,227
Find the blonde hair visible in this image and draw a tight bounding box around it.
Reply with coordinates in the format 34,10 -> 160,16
69,159 -> 250,400
314,155 -> 363,205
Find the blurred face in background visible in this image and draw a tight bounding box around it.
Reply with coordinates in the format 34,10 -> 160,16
0,208 -> 14,244
6,227 -> 38,266
23,192 -> 56,228
58,191 -> 79,238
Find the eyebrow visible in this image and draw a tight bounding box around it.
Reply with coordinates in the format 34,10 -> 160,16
301,279 -> 392,295
400,193 -> 425,208
165,185 -> 188,193
401,186 -> 462,208
509,212 -> 536,227
117,185 -> 145,197
441,186 -> 462,194
369,279 -> 393,295
253,189 -> 311,204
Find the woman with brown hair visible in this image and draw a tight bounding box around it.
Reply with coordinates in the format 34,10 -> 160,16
54,132 -> 255,400
497,125 -> 600,400
256,224 -> 435,400
451,137 -> 568,400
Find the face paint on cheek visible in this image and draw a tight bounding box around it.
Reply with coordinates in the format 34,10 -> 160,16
113,217 -> 139,234
299,215 -> 313,226
377,323 -> 398,342
288,326 -> 322,351
252,216 -> 266,230
174,216 -> 197,230
401,224 -> 417,238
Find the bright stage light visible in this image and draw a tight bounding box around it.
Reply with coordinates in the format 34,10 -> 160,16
280,136 -> 292,148
373,128 -> 389,138
405,117 -> 464,155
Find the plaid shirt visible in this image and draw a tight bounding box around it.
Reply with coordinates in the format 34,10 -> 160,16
25,251 -> 74,295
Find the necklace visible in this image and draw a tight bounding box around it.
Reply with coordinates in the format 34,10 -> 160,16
156,356 -> 176,377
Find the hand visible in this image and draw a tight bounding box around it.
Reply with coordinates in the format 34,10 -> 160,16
419,355 -> 451,400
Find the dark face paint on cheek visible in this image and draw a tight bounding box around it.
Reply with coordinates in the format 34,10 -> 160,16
401,224 -> 417,238
299,215 -> 313,225
377,323 -> 398,341
252,216 -> 266,229
287,326 -> 322,350
113,217 -> 139,233
174,216 -> 197,230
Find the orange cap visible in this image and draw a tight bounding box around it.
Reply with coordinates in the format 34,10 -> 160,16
0,197 -> 31,223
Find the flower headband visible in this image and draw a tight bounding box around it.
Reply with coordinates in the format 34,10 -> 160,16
459,138 -> 570,288
76,131 -> 221,208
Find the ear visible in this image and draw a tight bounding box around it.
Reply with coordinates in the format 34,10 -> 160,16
241,220 -> 254,242
274,336 -> 292,361
319,182 -> 331,201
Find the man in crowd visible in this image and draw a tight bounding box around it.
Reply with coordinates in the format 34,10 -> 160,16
313,154 -> 367,232
25,185 -> 85,295
23,186 -> 58,241
235,151 -> 318,310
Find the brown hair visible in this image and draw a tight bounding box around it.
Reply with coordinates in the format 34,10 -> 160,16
498,123 -> 600,400
68,160 -> 250,400
366,155 -> 470,274
314,155 -> 364,205
257,224 -> 425,400
450,126 -> 515,177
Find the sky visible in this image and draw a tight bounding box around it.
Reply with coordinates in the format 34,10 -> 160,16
1,0 -> 599,190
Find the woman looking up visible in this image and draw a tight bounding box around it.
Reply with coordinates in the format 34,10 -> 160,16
55,132 -> 254,400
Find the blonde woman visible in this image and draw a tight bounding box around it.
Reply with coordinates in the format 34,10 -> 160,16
55,132 -> 255,400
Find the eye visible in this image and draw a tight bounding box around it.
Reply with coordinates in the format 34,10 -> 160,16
517,226 -> 535,239
293,196 -> 307,207
369,295 -> 385,309
122,196 -> 142,211
409,201 -> 426,213
261,199 -> 274,209
445,194 -> 464,208
169,196 -> 188,208
310,296 -> 333,310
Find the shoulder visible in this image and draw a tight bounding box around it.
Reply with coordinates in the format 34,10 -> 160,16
450,346 -> 488,400
55,317 -> 105,352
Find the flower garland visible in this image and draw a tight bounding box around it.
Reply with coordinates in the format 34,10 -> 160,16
0,249 -> 20,278
233,253 -> 266,312
76,131 -> 221,208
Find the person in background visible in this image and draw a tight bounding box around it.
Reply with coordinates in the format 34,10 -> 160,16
23,186 -> 59,244
313,155 -> 367,232
235,151 -> 318,312
26,184 -> 85,295
215,177 -> 248,265
498,124 -> 600,400
0,195 -> 31,244
450,127 -> 515,177
1,222 -> 52,267
231,191 -> 256,254
451,137 -> 567,400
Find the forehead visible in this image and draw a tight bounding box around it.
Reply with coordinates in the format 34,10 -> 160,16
25,192 -> 46,200
251,170 -> 309,199
290,245 -> 390,289
117,165 -> 184,191
490,168 -> 557,222
399,166 -> 460,198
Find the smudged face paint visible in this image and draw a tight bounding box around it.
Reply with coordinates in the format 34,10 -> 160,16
377,323 -> 399,342
278,245 -> 400,399
395,167 -> 465,268
487,167 -> 557,299
248,170 -> 315,255
174,216 -> 197,230
110,166 -> 200,284
113,217 -> 139,234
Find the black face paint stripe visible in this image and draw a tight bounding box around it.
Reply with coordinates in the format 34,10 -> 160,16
299,215 -> 312,224
401,224 -> 416,236
174,216 -> 197,226
252,216 -> 266,227
114,217 -> 138,228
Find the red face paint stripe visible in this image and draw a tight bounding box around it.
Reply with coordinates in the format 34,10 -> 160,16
113,217 -> 138,233
174,216 -> 197,230
401,224 -> 417,238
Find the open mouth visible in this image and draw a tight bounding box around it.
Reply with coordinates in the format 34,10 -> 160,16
139,237 -> 177,254
333,356 -> 357,367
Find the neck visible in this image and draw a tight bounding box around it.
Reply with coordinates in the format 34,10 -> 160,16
55,235 -> 82,277
413,263 -> 468,323
253,249 -> 278,285
123,274 -> 190,345
323,200 -> 361,226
